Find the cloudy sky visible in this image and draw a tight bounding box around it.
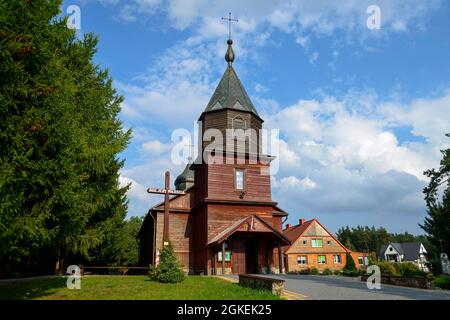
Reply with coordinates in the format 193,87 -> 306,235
65,0 -> 450,234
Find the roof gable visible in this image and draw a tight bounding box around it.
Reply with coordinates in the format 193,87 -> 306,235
207,215 -> 290,246
284,219 -> 349,254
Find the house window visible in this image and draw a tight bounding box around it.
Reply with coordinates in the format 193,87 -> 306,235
358,257 -> 364,265
318,255 -> 326,264
327,240 -> 331,245
302,240 -> 307,245
235,169 -> 245,190
333,255 -> 342,264
297,256 -> 307,265
312,239 -> 323,248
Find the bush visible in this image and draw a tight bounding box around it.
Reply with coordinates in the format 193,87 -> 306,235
149,243 -> 185,283
333,270 -> 341,276
322,268 -> 333,275
310,267 -> 319,275
298,268 -> 311,275
394,262 -> 427,277
342,269 -> 359,277
435,275 -> 450,289
376,261 -> 400,276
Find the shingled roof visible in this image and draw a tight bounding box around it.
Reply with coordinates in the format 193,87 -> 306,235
202,40 -> 259,117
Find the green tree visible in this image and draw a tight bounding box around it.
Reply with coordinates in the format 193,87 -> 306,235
421,133 -> 450,264
90,216 -> 143,266
343,253 -> 356,272
0,0 -> 131,276
149,243 -> 185,283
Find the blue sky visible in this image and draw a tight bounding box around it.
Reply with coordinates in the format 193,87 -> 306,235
63,0 -> 450,234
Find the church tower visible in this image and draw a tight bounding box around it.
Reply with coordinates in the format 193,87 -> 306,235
139,37 -> 290,275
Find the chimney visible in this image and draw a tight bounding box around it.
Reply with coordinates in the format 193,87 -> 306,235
299,218 -> 306,225
285,223 -> 292,230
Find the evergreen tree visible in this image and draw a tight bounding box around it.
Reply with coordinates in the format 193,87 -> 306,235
343,252 -> 357,272
421,133 -> 450,257
149,243 -> 185,283
0,0 -> 131,276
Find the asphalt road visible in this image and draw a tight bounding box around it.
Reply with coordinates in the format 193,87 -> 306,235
235,274 -> 450,300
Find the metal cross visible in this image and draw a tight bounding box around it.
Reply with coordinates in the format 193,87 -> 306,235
221,12 -> 238,40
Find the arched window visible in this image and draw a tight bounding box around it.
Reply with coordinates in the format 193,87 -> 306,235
232,117 -> 246,130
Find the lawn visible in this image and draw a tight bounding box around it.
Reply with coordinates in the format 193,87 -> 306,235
0,275 -> 281,300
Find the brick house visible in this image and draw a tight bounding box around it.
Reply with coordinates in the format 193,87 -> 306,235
283,218 -> 369,272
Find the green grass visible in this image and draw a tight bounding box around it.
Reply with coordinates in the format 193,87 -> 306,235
0,275 -> 281,300
435,275 -> 450,290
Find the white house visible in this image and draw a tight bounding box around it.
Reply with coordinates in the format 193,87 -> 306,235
379,242 -> 429,272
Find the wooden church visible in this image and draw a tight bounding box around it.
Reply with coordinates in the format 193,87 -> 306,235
138,38 -> 291,275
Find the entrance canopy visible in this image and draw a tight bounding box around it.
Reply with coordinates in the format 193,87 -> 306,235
207,215 -> 290,247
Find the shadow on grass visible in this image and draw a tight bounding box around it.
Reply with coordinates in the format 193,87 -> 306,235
0,277 -> 67,300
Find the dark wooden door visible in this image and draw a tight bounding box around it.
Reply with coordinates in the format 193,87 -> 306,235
232,238 -> 245,274
245,239 -> 258,274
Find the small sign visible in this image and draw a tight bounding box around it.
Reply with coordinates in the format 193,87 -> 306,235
218,251 -> 231,262
147,188 -> 185,195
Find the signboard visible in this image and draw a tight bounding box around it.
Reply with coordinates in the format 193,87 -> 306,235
147,188 -> 185,195
218,251 -> 231,262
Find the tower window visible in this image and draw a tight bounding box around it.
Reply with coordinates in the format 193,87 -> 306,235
235,169 -> 245,190
232,117 -> 246,130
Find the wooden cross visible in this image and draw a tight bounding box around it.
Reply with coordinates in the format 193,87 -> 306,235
147,171 -> 185,245
221,12 -> 238,40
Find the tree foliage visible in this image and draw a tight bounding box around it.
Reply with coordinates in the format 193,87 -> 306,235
421,133 -> 450,258
0,0 -> 131,276
89,216 -> 143,267
336,225 -> 428,255
149,243 -> 185,283
343,253 -> 356,272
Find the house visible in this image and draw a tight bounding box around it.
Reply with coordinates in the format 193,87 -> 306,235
379,242 -> 429,271
283,218 -> 369,272
137,38 -> 291,275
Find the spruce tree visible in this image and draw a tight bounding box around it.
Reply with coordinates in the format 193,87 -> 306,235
0,0 -> 131,275
149,243 -> 185,283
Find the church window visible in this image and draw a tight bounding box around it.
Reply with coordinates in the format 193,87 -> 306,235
312,239 -> 323,248
235,169 -> 245,190
232,117 -> 246,130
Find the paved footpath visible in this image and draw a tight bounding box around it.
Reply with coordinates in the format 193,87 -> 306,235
263,274 -> 450,300
223,274 -> 450,300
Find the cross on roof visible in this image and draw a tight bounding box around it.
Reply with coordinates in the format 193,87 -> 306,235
221,12 -> 238,40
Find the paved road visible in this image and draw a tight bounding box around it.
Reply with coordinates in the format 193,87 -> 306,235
230,274 -> 450,300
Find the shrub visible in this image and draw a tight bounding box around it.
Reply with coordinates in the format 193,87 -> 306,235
394,262 -> 427,277
299,268 -> 311,275
310,267 -> 319,275
343,252 -> 357,273
149,243 -> 185,283
342,269 -> 359,277
435,275 -> 450,290
322,268 -> 333,275
333,270 -> 341,276
376,261 -> 400,276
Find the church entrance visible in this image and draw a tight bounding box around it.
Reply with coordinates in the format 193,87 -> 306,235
245,238 -> 258,274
